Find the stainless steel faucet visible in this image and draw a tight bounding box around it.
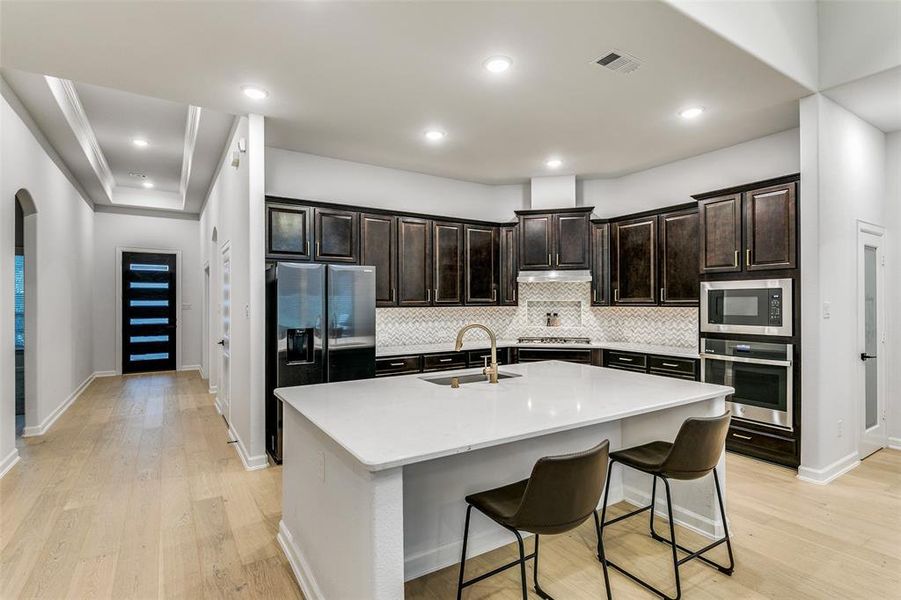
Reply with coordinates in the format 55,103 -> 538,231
454,323 -> 498,384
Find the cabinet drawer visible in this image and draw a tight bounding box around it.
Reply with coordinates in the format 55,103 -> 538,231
467,348 -> 509,368
375,355 -> 421,377
605,351 -> 647,371
423,352 -> 467,372
725,425 -> 798,467
648,355 -> 697,379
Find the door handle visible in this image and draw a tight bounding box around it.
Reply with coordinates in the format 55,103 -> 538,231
860,353 -> 877,361
217,339 -> 225,346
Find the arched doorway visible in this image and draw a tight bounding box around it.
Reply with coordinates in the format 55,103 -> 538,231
13,189 -> 37,437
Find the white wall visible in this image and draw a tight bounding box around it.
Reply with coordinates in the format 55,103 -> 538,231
666,0 -> 818,91
1,93 -> 94,467
200,115 -> 268,469
91,209 -> 202,374
818,0 -> 901,90
266,148 -> 526,222
799,94 -> 887,482
886,131 -> 901,446
581,128 -> 800,217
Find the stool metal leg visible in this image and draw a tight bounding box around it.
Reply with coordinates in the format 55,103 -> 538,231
456,505 -> 473,600
512,529 -> 528,600
593,511 -> 613,600
713,469 -> 735,574
662,477 -> 683,600
533,534 -> 554,600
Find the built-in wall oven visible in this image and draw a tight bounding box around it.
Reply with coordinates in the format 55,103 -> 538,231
701,338 -> 793,430
701,279 -> 793,337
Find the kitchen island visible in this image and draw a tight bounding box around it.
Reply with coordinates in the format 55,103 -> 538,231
275,360 -> 733,600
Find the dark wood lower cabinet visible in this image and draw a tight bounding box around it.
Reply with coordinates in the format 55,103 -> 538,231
360,213 -> 397,306
611,216 -> 657,305
397,217 -> 432,306
658,208 -> 699,305
432,222 -> 463,305
464,224 -> 497,304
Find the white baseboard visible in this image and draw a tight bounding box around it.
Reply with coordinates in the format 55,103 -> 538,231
199,366 -> 208,380
228,426 -> 269,471
888,437 -> 901,451
214,396 -> 223,415
622,483 -> 723,540
178,364 -> 201,372
208,384 -> 218,395
93,370 -> 117,378
797,452 -> 860,485
278,520 -> 325,600
21,371 -> 96,437
0,448 -> 20,479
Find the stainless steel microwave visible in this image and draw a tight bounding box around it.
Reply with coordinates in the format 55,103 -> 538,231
700,279 -> 793,337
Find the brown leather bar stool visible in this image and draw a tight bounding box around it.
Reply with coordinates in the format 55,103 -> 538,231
457,440 -> 612,600
598,413 -> 734,600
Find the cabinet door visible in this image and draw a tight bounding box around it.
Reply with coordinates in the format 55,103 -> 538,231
267,204 -> 311,260
745,182 -> 797,271
432,221 -> 463,305
554,212 -> 591,269
518,214 -> 553,270
313,207 -> 358,263
698,194 -> 742,273
397,217 -> 432,306
612,216 -> 657,305
360,213 -> 397,306
659,208 -> 699,305
464,224 -> 497,304
498,225 -> 519,306
590,222 -> 610,306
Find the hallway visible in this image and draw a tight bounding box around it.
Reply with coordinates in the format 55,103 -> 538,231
0,372 -> 301,599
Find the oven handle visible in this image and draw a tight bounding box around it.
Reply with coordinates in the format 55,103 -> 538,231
700,353 -> 792,367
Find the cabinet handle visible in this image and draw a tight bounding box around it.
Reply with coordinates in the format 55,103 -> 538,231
733,250 -> 738,268
660,287 -> 665,302
389,362 -> 405,367
306,241 -> 310,255
661,362 -> 679,368
731,433 -> 752,441
614,288 -> 619,302
392,288 -> 396,302
492,289 -> 497,301
438,358 -> 453,363
556,253 -> 559,265
618,357 -> 633,362
746,248 -> 751,266
547,253 -> 552,266
427,289 -> 431,302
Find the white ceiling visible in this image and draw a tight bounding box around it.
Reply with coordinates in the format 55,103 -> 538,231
824,66 -> 901,133
1,69 -> 235,213
1,1 -> 808,185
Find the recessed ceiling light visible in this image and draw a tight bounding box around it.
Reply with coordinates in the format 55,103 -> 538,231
483,56 -> 512,73
545,158 -> 563,169
679,106 -> 705,119
132,138 -> 149,148
142,181 -> 154,189
424,129 -> 446,142
242,85 -> 269,100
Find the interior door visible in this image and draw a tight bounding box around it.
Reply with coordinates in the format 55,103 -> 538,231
221,245 -> 232,422
122,251 -> 177,373
858,226 -> 886,459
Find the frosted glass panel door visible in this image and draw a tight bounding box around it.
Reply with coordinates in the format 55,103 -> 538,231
220,245 -> 231,421
858,226 -> 885,459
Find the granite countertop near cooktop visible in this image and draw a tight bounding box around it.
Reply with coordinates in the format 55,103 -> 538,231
375,339 -> 700,359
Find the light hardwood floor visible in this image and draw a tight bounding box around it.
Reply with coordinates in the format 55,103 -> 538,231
2,371 -> 899,599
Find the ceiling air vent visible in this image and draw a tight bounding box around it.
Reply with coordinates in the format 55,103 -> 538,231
595,50 -> 642,74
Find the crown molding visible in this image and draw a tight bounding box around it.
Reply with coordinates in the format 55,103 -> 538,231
180,105 -> 202,210
44,76 -> 115,203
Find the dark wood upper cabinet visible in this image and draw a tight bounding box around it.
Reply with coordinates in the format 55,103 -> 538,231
590,222 -> 610,306
744,182 -> 797,271
698,194 -> 742,273
555,212 -> 591,269
658,208 -> 699,305
518,214 -> 553,270
498,225 -> 518,306
397,217 -> 432,306
313,207 -> 358,263
464,224 -> 497,304
266,204 -> 312,260
432,221 -> 463,305
611,216 -> 657,305
360,213 -> 397,306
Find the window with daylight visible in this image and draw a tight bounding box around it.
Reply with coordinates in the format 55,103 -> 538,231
14,255 -> 24,349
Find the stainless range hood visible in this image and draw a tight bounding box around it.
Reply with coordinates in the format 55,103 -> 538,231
517,270 -> 592,283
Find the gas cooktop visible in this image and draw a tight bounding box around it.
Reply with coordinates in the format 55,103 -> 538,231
517,336 -> 592,345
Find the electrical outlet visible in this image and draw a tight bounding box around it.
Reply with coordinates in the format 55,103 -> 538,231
837,419 -> 844,438
317,450 -> 325,482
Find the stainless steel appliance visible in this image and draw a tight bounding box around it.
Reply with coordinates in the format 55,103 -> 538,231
701,279 -> 792,337
265,262 -> 376,463
701,338 -> 793,430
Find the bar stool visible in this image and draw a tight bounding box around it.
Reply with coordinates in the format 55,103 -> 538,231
457,440 -> 612,600
597,413 -> 734,600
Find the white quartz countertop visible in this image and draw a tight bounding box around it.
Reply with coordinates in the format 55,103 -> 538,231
276,361 -> 732,472
376,340 -> 700,359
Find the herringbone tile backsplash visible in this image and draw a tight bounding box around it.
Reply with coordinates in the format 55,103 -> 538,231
376,282 -> 698,348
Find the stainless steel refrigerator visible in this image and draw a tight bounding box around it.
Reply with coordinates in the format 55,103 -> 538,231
265,262 -> 376,463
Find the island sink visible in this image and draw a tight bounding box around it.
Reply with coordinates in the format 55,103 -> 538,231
420,372 -> 521,386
